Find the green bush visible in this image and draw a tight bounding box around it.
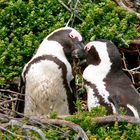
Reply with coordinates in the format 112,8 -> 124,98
0,0 -> 139,88
1,106 -> 140,139
65,106 -> 140,139
0,1 -> 140,139
77,0 -> 138,46
0,0 -> 69,88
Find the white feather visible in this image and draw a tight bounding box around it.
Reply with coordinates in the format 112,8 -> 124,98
83,41 -> 116,113
85,85 -> 100,111
127,104 -> 139,118
24,60 -> 70,116
46,27 -> 82,41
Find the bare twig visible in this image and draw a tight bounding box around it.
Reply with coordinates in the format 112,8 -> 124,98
130,66 -> 140,71
0,113 -> 14,123
114,0 -> 140,19
123,66 -> 140,74
0,89 -> 24,96
1,113 -> 140,139
0,98 -> 23,106
58,0 -> 71,12
30,116 -> 89,140
130,39 -> 140,45
121,52 -> 135,83
0,113 -> 88,140
9,119 -> 47,140
0,125 -> 27,139
0,106 -> 24,117
57,0 -> 83,22
66,12 -> 74,26
91,115 -> 140,126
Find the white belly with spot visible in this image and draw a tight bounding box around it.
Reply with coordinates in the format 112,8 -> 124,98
83,64 -> 116,113
24,60 -> 70,116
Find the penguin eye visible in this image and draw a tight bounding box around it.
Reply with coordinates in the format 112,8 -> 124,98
69,34 -> 75,39
84,46 -> 91,51
69,30 -> 82,41
85,43 -> 94,51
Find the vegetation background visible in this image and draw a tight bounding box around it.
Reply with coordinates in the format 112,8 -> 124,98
0,0 -> 140,139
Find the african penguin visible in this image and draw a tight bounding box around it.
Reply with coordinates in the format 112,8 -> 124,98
83,39 -> 140,118
16,27 -> 85,117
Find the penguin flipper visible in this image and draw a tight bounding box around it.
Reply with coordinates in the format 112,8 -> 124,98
108,94 -> 137,117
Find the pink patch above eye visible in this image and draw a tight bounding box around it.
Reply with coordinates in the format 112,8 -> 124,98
69,30 -> 82,41
85,42 -> 93,51
69,34 -> 74,38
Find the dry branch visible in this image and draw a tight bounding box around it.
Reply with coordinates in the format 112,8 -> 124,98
9,119 -> 47,140
130,39 -> 140,45
114,0 -> 140,19
30,116 -> 89,140
0,125 -> 27,139
0,113 -> 89,140
0,89 -> 24,96
1,113 -> 140,139
91,115 -> 140,126
130,66 -> 140,71
57,0 -> 83,22
0,106 -> 24,118
122,52 -> 135,83
123,66 -> 140,74
0,98 -> 23,106
55,114 -> 140,126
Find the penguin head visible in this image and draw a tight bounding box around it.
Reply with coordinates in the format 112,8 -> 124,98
84,40 -> 122,68
47,27 -> 85,59
84,41 -> 101,66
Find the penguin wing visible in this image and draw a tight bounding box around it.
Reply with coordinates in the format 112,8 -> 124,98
15,75 -> 25,116
108,94 -> 121,109
108,74 -> 140,106
108,85 -> 140,117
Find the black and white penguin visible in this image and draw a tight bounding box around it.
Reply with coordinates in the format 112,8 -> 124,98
83,39 -> 140,118
16,27 -> 85,116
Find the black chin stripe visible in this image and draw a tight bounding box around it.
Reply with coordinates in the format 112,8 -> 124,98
23,55 -> 76,114
84,79 -> 114,114
23,55 -> 62,77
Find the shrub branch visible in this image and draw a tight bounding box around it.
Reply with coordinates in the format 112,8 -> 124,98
0,125 -> 28,139
9,120 -> 47,140
91,115 -> 140,126
30,116 -> 89,140
114,0 -> 140,19
0,114 -> 89,140
0,89 -> 24,96
57,0 -> 83,22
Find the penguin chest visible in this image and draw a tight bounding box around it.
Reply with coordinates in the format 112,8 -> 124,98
24,60 -> 71,116
83,66 -> 116,114
85,85 -> 100,111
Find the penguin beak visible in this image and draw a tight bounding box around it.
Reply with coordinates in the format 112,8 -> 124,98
72,41 -> 86,59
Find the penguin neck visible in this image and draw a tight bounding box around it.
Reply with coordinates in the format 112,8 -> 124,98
84,44 -> 112,82
83,58 -> 112,83
35,38 -> 73,79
